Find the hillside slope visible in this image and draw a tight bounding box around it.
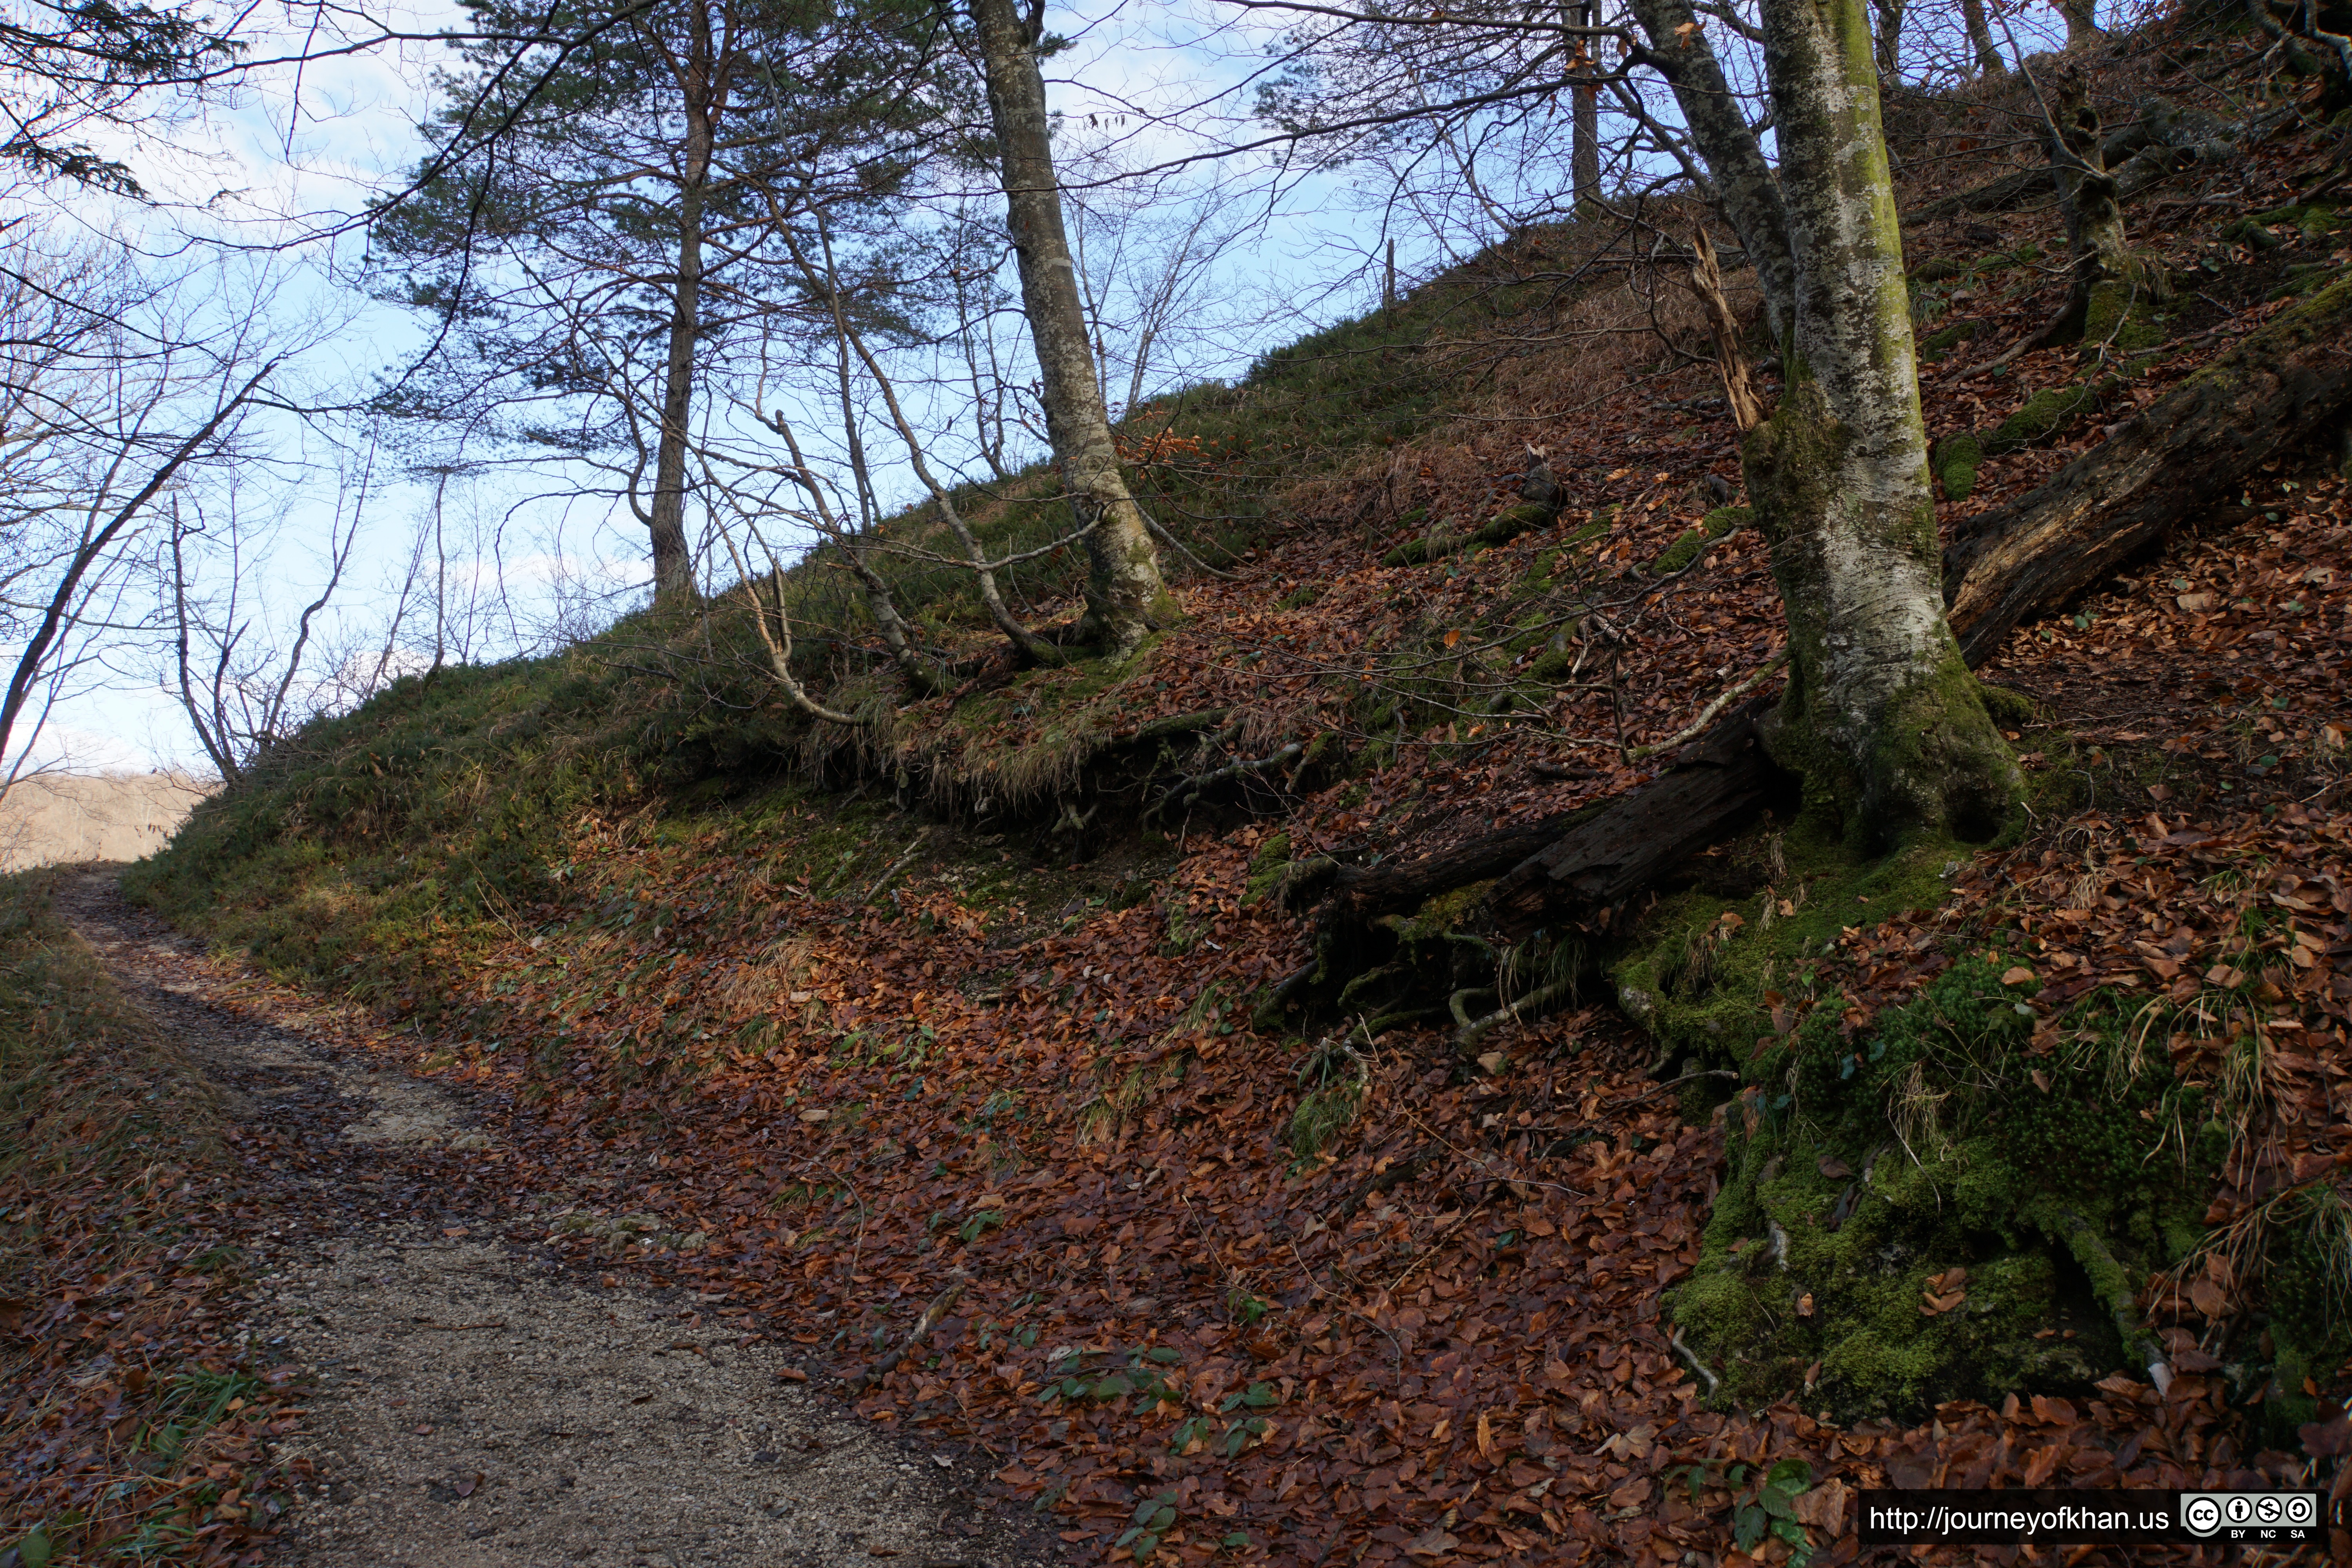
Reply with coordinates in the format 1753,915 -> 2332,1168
125,13 -> 2352,1563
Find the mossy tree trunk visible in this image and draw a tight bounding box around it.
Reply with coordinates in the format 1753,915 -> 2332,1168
2038,65 -> 2158,348
1947,272 -> 2352,661
1744,0 -> 2020,847
969,0 -> 1169,657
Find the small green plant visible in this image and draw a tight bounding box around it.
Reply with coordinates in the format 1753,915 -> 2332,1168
1735,1460 -> 1818,1563
1039,1345 -> 1186,1411
1116,1488 -> 1181,1562
1671,1458 -> 1819,1564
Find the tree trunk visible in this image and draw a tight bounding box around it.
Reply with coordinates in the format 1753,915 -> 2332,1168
1487,702 -> 1780,933
2039,65 -> 2145,347
969,0 -> 1168,656
1625,0 -> 1797,349
1945,273 -> 2352,664
1871,0 -> 1904,85
646,15 -> 711,609
2057,0 -> 2103,45
1746,0 -> 2018,846
1960,0 -> 2004,75
1311,276 -> 2352,953
1571,0 -> 1601,215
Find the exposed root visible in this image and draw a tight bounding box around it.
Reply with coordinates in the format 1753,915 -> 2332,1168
1452,978 -> 1573,1055
1145,741 -> 1303,824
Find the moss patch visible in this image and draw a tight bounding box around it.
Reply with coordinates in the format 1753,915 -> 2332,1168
1648,506 -> 1751,575
1935,432 -> 1984,502
1673,958 -> 2223,1420
1917,320 -> 1979,364
1986,383 -> 2101,456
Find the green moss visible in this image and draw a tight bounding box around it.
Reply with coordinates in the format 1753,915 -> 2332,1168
1673,958 -> 2223,1420
1610,816 -> 1963,1071
1936,432 -> 1984,501
1387,881 -> 1494,943
1986,383 -> 2100,456
1242,833 -> 1294,907
2268,261 -> 2343,302
1649,506 -> 1750,575
1976,681 -> 2035,729
1917,320 -> 1979,364
1276,583 -> 1323,611
2222,203 -> 2340,249
1651,528 -> 1711,575
1476,499 -> 1557,546
2080,280 -> 2165,352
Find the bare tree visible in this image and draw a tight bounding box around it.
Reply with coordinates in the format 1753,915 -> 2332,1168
967,0 -> 1169,655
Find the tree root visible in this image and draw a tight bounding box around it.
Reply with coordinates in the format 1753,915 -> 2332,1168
1144,741 -> 1303,824
1670,1326 -> 1721,1396
2033,1200 -> 2172,1392
1452,979 -> 1574,1055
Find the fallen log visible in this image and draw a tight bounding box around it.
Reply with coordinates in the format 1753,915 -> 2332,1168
1945,272 -> 2352,664
1485,699 -> 1779,937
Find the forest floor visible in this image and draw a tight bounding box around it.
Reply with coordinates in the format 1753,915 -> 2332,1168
22,18 -> 2352,1568
40,869 -> 1071,1568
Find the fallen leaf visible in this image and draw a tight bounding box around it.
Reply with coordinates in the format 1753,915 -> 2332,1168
2188,1278 -> 2228,1318
1791,1477 -> 1849,1530
1816,1155 -> 1851,1180
2001,966 -> 2036,986
1406,1527 -> 1461,1559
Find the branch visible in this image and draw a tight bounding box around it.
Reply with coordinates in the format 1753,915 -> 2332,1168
1626,649 -> 1786,760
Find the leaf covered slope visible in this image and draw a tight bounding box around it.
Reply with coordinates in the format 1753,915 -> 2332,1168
127,16 -> 2352,1564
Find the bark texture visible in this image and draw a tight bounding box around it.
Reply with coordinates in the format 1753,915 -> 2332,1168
969,0 -> 1168,656
1626,0 -> 1797,348
1945,273 -> 2352,663
1960,0 -> 2004,75
2039,65 -> 2150,347
1570,0 -> 1600,214
1748,0 -> 2018,844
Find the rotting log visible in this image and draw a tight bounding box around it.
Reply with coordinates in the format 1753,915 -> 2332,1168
1945,272 -> 2352,665
1485,699 -> 1779,937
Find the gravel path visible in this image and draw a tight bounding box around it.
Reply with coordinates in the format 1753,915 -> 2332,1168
58,871 -> 1069,1568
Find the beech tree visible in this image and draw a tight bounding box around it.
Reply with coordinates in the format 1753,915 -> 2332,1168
1630,0 -> 2018,844
967,0 -> 1171,655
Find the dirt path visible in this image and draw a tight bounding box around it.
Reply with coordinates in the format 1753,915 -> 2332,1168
58,871 -> 1067,1568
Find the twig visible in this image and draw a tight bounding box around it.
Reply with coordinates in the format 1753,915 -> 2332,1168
1624,1068 -> 1740,1101
1670,1326 -> 1720,1394
1141,508 -> 1242,581
1626,651 -> 1788,761
1146,741 -> 1304,823
847,1278 -> 966,1393
864,830 -> 932,904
